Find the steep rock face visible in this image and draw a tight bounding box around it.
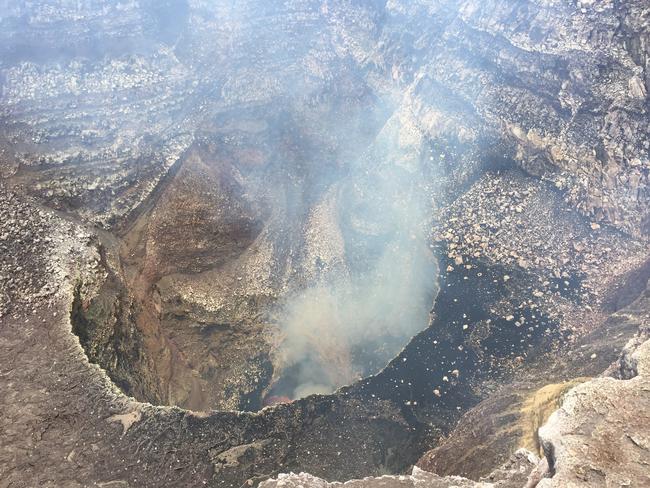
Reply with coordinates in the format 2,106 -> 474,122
536,307 -> 650,486
2,0 -> 648,232
376,0 -> 649,235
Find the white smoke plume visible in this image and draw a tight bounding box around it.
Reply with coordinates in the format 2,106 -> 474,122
271,108 -> 440,399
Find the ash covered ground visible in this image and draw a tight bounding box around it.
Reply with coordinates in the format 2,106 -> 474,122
1,1 -> 649,487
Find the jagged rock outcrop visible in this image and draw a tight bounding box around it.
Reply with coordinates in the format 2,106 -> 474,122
536,320 -> 650,486
259,450 -> 540,488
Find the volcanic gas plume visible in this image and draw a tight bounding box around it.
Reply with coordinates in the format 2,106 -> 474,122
268,111 -> 440,400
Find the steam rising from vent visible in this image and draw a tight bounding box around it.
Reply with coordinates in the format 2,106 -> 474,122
270,111 -> 440,400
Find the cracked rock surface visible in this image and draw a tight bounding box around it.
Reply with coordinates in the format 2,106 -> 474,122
536,304 -> 650,487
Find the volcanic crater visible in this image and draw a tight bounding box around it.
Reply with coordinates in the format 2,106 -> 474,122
1,1 -> 649,487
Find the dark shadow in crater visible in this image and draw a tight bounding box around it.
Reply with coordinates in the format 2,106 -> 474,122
349,253 -> 565,425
